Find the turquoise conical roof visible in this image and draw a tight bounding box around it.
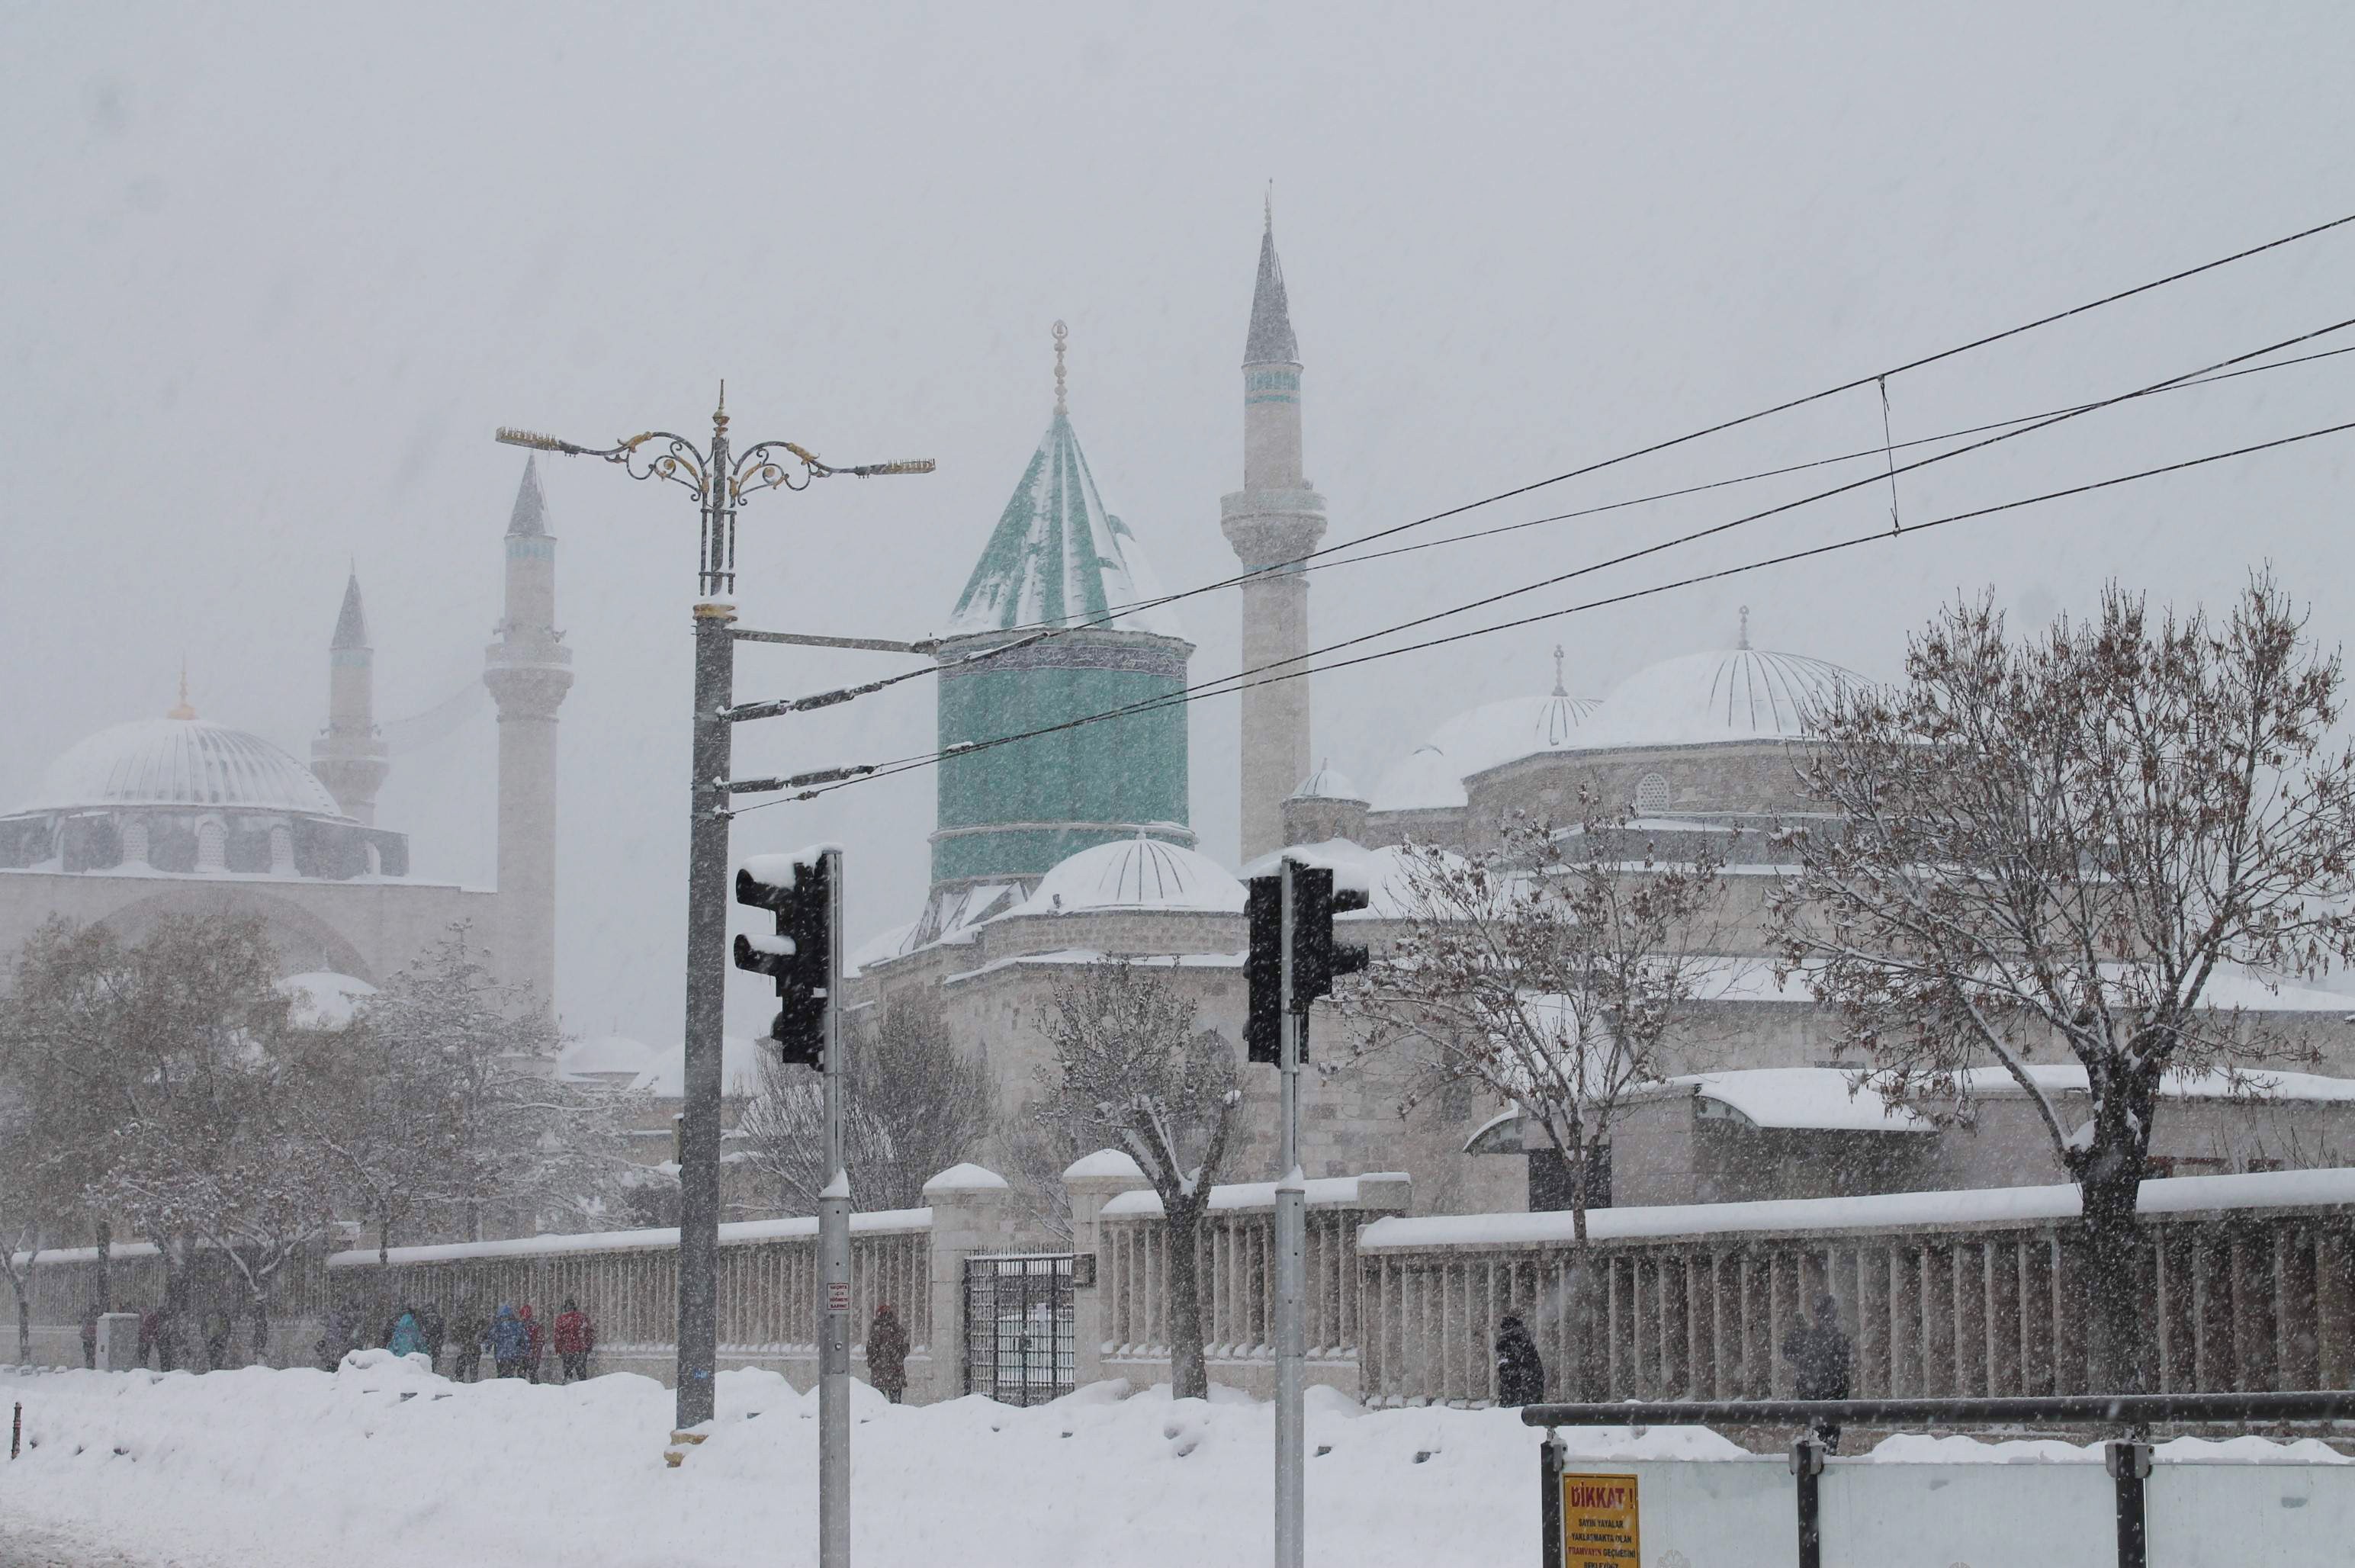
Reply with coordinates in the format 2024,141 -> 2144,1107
941,413 -> 1184,641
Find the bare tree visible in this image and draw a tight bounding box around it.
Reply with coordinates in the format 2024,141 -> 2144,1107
1770,579 -> 2355,1391
1341,802 -> 1730,1396
737,993 -> 995,1215
1033,959 -> 1240,1401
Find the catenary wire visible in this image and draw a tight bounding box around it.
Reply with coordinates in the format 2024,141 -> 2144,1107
728,316 -> 2355,803
744,212 -> 2355,715
740,413 -> 2355,815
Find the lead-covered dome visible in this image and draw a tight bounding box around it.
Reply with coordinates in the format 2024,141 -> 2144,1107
1577,646 -> 1867,750
21,718 -> 347,818
1010,834 -> 1245,916
1428,689 -> 1602,779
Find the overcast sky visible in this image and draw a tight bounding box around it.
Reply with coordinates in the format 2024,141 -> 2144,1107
5,3 -> 2353,1044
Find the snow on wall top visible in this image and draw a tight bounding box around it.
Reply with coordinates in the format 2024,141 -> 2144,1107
939,413 -> 1184,641
278,971 -> 377,1030
323,1208 -> 933,1270
1369,744 -> 1468,812
1576,645 -> 1869,750
556,1033 -> 655,1079
1358,1165 -> 2355,1253
1101,1172 -> 1409,1217
1656,1067 -> 1936,1132
921,1162 -> 1010,1194
20,717 -> 348,818
1007,834 -> 1245,917
1062,1149 -> 1148,1182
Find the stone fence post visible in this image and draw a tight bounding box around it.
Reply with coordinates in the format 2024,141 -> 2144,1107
1064,1149 -> 1152,1390
917,1162 -> 1020,1405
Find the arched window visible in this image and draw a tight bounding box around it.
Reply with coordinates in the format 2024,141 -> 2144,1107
1634,773 -> 1671,814
194,818 -> 227,873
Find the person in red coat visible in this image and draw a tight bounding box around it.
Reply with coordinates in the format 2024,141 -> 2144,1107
551,1297 -> 595,1383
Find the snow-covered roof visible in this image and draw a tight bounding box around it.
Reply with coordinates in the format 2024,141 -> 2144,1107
845,920 -> 919,977
18,716 -> 348,818
1576,644 -> 1869,750
1101,1172 -> 1410,1217
1288,760 -> 1364,803
629,1033 -> 769,1099
1359,1165 -> 2355,1252
324,1208 -> 933,1269
1657,1068 -> 1935,1132
1431,689 -> 1603,779
1369,744 -> 1468,812
1062,1149 -> 1148,1182
938,411 -> 1183,641
278,970 -> 376,1030
557,1033 -> 655,1080
1239,838 -> 1439,920
922,1162 -> 1009,1194
941,948 -> 1244,988
1005,834 -> 1245,918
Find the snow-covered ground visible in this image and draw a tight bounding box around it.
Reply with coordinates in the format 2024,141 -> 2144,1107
0,1356 -> 2343,1567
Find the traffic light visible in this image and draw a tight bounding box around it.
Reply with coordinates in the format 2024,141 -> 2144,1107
1289,863 -> 1370,1014
733,850 -> 834,1068
1245,873 -> 1283,1064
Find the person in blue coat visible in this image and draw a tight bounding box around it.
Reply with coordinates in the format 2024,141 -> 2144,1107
488,1303 -> 529,1378
387,1309 -> 426,1360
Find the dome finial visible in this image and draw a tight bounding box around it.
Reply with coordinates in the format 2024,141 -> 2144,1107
168,659 -> 195,721
1737,606 -> 1751,651
1052,320 -> 1068,416
1551,644 -> 1567,697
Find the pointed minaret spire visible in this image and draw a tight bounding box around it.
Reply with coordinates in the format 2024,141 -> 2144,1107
312,572 -> 387,822
1052,320 -> 1068,416
1244,194 -> 1300,368
508,455 -> 548,538
331,571 -> 370,651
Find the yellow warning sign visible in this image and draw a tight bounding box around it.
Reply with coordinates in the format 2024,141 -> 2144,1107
1560,1471 -> 1640,1566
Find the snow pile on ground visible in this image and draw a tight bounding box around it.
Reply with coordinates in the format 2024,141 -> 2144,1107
0,1364 -> 2339,1567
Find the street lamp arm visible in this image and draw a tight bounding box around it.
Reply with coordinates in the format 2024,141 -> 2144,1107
494,425 -> 713,497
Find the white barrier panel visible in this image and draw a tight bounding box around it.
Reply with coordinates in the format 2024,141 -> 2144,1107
2147,1461 -> 2355,1568
1818,1461 -> 2110,1566
1608,1457 -> 1793,1567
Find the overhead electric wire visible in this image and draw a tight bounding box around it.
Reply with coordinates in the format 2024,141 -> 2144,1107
748,210 -> 2355,716
729,315 -> 2355,809
742,413 -> 2355,815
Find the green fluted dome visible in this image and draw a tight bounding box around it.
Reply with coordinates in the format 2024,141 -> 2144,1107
929,410 -> 1194,911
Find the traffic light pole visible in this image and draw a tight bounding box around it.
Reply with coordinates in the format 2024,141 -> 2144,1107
1274,860 -> 1306,1568
818,848 -> 851,1568
679,599 -> 735,1430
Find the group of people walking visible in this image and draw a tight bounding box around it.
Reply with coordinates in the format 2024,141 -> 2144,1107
342,1296 -> 597,1383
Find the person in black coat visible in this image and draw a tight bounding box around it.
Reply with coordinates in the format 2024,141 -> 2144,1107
1495,1314 -> 1547,1407
1783,1293 -> 1853,1452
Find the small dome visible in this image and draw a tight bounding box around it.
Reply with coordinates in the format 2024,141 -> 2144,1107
557,1033 -> 655,1080
1428,690 -> 1602,779
1578,647 -> 1868,750
1288,760 -> 1364,803
1011,835 -> 1245,916
1369,744 -> 1468,813
23,718 -> 345,818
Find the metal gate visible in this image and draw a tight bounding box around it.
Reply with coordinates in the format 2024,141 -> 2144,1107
964,1252 -> 1074,1406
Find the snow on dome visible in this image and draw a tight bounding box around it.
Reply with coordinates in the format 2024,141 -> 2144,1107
922,1162 -> 1010,1194
1062,1149 -> 1147,1182
1428,690 -> 1603,779
557,1033 -> 656,1081
22,717 -> 346,818
1288,760 -> 1364,802
278,971 -> 376,1029
1369,744 -> 1468,812
1009,834 -> 1245,917
1577,645 -> 1868,750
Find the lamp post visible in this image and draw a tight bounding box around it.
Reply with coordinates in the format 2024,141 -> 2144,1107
496,390 -> 929,1439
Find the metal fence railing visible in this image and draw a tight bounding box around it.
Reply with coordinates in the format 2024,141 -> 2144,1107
1524,1391 -> 2355,1568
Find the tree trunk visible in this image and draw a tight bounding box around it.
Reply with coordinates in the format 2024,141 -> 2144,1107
378,1201 -> 392,1271
2080,1168 -> 2149,1396
249,1286 -> 271,1366
1566,1147 -> 1602,1401
1165,1203 -> 1210,1401
14,1293 -> 28,1364
95,1218 -> 112,1316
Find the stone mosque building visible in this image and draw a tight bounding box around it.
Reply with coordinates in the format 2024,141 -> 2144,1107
844,209 -> 2355,1218
0,461 -> 573,1022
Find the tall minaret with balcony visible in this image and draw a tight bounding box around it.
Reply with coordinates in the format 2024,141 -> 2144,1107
1220,201 -> 1326,861
481,457 -> 573,1009
311,572 -> 390,824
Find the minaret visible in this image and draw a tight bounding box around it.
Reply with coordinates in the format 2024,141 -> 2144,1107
310,571 -> 390,823
1220,198 -> 1326,862
481,457 -> 573,1010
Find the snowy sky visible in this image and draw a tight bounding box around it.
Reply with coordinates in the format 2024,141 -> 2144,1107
5,3 -> 2353,1046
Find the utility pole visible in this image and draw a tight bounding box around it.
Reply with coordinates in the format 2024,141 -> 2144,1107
1274,861 -> 1306,1568
494,396 -> 928,1445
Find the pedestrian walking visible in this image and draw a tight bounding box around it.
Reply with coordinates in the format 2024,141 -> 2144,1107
387,1308 -> 427,1360
866,1303 -> 909,1404
418,1303 -> 448,1374
1784,1293 -> 1853,1454
1494,1313 -> 1547,1407
450,1304 -> 487,1383
202,1308 -> 233,1372
519,1303 -> 546,1383
79,1306 -> 98,1370
551,1297 -> 595,1383
488,1303 -> 527,1379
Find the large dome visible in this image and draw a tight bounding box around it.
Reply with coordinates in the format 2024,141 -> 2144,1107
1010,834 -> 1245,916
1428,689 -> 1602,779
1576,647 -> 1868,750
21,718 -> 346,818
